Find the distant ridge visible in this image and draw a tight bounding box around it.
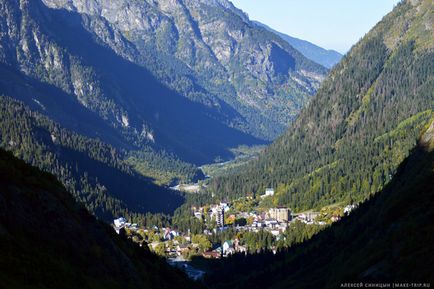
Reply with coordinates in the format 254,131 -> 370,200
253,20 -> 343,68
211,0 -> 433,211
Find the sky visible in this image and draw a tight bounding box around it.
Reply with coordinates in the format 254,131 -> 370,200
230,0 -> 401,54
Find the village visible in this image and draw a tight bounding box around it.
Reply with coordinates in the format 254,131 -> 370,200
113,188 -> 357,262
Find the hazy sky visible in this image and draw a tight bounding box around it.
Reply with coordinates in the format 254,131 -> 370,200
230,0 -> 401,54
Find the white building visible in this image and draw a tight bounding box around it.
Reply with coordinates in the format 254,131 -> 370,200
265,188 -> 275,196
270,229 -> 280,237
194,211 -> 203,220
114,217 -> 127,228
296,212 -> 319,223
223,240 -> 234,256
211,204 -> 226,228
265,218 -> 278,228
163,229 -> 179,240
344,204 -> 357,215
261,188 -> 275,198
216,207 -> 225,228
220,202 -> 230,212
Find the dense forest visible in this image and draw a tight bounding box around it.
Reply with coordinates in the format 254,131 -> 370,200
0,0 -> 328,169
41,0 -> 327,141
0,148 -> 203,289
0,96 -> 189,223
0,0 -> 432,288
202,120 -> 434,289
209,0 -> 434,212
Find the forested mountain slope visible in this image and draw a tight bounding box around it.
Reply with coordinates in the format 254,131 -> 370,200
0,0 -> 327,166
0,148 -> 202,289
41,0 -> 326,141
0,96 -> 186,223
253,21 -> 343,68
205,120 -> 434,289
210,0 -> 434,211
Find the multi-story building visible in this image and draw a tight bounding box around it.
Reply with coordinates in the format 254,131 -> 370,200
268,207 -> 291,223
216,206 -> 225,228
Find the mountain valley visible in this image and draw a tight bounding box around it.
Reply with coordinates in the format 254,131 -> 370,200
0,0 -> 433,288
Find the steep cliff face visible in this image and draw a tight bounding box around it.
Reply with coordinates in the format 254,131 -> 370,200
0,0 -> 326,164
39,0 -> 326,141
209,0 -> 433,208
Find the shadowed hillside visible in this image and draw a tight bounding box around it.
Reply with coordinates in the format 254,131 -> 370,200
0,148 -> 204,289
204,120 -> 434,289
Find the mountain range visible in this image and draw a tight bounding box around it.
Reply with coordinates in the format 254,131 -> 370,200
0,0 -> 327,166
210,0 -> 433,212
253,21 -> 343,68
0,0 -> 433,287
0,0 -> 326,223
